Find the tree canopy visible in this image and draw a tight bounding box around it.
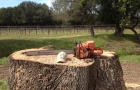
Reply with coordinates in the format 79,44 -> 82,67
0,1 -> 54,25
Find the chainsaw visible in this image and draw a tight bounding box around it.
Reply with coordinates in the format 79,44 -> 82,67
24,41 -> 103,59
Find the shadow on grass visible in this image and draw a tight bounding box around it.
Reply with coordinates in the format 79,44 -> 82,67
96,34 -> 140,44
96,34 -> 140,57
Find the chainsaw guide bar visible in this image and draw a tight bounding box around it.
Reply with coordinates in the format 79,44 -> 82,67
24,50 -> 74,56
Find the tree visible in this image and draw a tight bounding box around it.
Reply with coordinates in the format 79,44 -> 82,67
4,7 -> 13,25
75,0 -> 99,37
52,0 -> 99,37
12,5 -> 27,25
12,1 -> 53,25
98,0 -> 123,36
99,0 -> 140,39
0,8 -> 7,25
52,0 -> 77,25
19,1 -> 37,25
35,4 -> 53,25
119,0 -> 140,39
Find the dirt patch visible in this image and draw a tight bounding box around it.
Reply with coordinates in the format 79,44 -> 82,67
0,62 -> 140,90
0,64 -> 9,81
121,62 -> 140,90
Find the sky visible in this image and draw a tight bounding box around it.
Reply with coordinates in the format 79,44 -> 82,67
0,0 -> 53,8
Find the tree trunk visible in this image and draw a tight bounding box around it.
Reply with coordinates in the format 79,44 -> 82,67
125,27 -> 140,40
125,16 -> 140,40
89,25 -> 95,37
8,49 -> 126,90
114,24 -> 124,37
130,28 -> 140,40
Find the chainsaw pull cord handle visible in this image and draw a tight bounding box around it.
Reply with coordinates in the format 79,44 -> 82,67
74,40 -> 77,57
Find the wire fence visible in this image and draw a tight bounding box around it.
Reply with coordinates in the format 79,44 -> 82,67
0,26 -> 86,35
0,25 -> 117,35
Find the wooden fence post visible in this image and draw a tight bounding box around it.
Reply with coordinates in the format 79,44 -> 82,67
36,26 -> 38,35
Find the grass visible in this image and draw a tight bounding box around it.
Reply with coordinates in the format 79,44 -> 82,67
0,57 -> 8,65
0,29 -> 140,62
0,81 -> 8,90
0,29 -> 140,90
120,55 -> 140,63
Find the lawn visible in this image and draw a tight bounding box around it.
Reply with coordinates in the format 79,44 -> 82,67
0,29 -> 140,90
0,29 -> 140,63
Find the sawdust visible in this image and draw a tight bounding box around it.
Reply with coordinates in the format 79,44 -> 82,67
125,83 -> 140,89
9,49 -> 117,67
9,49 -> 94,66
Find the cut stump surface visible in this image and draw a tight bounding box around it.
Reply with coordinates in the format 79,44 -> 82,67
8,49 -> 126,90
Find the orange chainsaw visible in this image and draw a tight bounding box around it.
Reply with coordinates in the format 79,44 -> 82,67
74,41 -> 103,59
24,40 -> 103,59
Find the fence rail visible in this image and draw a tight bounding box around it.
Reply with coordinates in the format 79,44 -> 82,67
0,25 -> 139,35
0,26 -> 90,35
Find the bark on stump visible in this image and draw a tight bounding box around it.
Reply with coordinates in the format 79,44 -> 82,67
8,49 -> 126,90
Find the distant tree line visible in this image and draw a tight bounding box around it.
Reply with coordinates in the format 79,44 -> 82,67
0,1 -> 56,26
0,0 -> 140,38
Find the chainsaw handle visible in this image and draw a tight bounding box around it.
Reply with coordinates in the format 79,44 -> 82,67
77,41 -> 81,59
94,47 -> 103,56
74,40 -> 81,59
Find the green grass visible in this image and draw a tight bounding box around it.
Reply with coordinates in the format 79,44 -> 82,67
0,57 -> 8,65
0,29 -> 140,89
120,55 -> 140,63
0,81 -> 8,90
0,29 -> 140,61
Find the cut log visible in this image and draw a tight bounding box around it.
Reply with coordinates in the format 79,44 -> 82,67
8,49 -> 126,90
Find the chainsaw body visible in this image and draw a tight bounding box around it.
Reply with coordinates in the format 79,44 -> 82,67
75,41 -> 103,59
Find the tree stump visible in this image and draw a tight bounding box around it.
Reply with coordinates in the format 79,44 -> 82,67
8,49 -> 126,90
94,51 -> 126,90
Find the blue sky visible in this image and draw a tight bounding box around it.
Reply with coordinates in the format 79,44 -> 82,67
0,0 -> 53,8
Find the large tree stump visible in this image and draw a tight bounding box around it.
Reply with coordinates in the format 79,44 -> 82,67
8,49 -> 126,90
94,51 -> 126,90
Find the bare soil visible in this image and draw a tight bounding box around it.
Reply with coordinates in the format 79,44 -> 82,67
0,62 -> 140,90
121,62 -> 140,90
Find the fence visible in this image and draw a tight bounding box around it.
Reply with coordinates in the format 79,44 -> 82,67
0,25 -> 117,35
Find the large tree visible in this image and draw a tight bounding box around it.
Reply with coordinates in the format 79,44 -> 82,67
0,8 -> 7,25
99,0 -> 140,39
52,0 -> 99,37
34,3 -> 53,25
0,1 -> 53,25
52,0 -> 77,25
119,0 -> 140,39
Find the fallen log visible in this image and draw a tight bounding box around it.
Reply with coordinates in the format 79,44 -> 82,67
8,49 -> 126,90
